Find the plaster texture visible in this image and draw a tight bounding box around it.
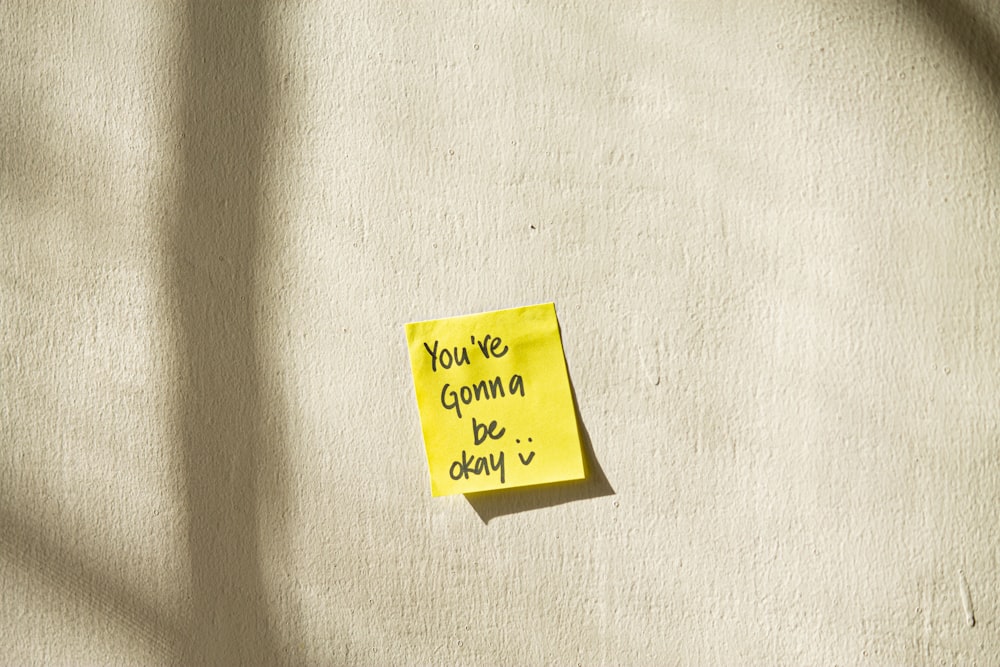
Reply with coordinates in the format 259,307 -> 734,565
2,1 -> 999,664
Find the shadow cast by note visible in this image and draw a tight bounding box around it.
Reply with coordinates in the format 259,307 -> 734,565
910,0 -> 1000,102
464,384 -> 614,524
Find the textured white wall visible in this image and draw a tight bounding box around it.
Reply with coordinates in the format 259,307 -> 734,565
2,1 -> 999,664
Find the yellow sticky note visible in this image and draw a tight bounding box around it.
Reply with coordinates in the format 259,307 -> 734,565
405,303 -> 585,496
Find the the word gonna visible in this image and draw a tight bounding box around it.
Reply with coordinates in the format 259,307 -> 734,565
440,374 -> 525,419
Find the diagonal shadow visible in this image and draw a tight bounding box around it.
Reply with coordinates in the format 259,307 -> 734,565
0,507 -> 187,660
172,2 -> 284,664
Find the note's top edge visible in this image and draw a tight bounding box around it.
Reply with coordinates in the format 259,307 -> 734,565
404,302 -> 556,331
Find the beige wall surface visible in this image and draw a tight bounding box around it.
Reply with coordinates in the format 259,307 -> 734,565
2,1 -> 998,664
